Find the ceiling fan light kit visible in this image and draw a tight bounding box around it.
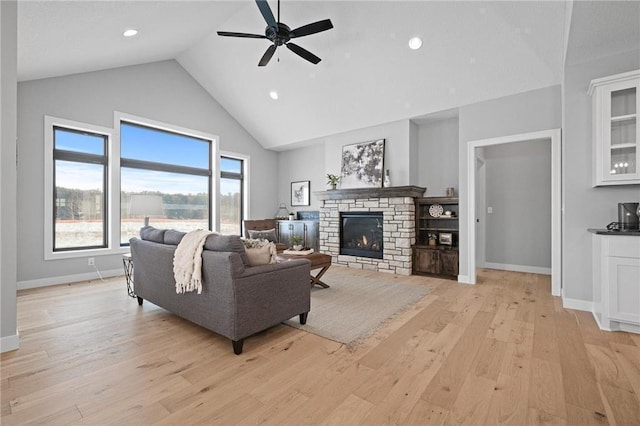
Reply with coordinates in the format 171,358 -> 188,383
217,0 -> 333,67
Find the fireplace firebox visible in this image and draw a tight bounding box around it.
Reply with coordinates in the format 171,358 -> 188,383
340,212 -> 383,259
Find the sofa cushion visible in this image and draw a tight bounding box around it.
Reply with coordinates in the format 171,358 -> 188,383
204,234 -> 250,265
164,229 -> 186,245
242,238 -> 277,266
247,228 -> 277,242
140,226 -> 166,243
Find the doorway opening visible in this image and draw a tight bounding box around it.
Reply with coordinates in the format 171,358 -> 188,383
465,129 -> 561,296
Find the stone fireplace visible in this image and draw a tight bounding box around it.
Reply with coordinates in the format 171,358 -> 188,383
314,186 -> 426,275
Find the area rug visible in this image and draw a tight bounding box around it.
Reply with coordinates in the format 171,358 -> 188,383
284,270 -> 431,346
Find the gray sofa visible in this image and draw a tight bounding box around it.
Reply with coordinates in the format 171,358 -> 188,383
130,227 -> 311,354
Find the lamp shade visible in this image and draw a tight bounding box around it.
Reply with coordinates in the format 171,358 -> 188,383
129,194 -> 164,217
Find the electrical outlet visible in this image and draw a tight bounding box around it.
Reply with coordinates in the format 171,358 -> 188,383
88,257 -> 95,266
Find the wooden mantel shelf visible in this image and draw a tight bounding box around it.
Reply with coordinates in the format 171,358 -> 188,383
313,185 -> 426,201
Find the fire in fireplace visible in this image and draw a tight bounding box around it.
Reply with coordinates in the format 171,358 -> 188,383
340,212 -> 383,259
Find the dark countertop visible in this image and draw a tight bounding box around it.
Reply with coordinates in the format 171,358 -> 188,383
588,228 -> 640,236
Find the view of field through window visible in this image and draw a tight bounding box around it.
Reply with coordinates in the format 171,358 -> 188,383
54,123 -> 243,250
54,128 -> 107,250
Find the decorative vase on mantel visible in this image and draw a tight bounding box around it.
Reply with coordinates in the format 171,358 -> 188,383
384,169 -> 391,187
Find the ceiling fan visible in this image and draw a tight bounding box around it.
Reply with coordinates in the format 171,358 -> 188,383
217,0 -> 334,67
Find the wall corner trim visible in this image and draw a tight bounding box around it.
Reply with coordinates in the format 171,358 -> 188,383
562,297 -> 593,312
457,275 -> 474,285
0,331 -> 20,353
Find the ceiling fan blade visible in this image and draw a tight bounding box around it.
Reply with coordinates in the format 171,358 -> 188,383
258,44 -> 277,67
286,42 -> 321,64
255,0 -> 277,29
290,19 -> 334,38
217,31 -> 267,39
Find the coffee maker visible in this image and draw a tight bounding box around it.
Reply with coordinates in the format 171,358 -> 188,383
607,202 -> 640,231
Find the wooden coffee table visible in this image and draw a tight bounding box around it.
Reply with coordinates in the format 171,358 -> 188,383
277,252 -> 332,288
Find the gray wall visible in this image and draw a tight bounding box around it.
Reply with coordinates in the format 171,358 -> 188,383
17,60 -> 278,284
484,140 -> 551,269
409,121 -> 419,186
277,142 -> 326,213
1,0 -> 18,350
563,49 -> 640,302
417,117 -> 459,196
276,119 -> 419,213
458,85 -> 562,281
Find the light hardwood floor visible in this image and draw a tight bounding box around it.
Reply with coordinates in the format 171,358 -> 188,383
2,266 -> 639,425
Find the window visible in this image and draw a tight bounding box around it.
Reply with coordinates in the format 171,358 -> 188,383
52,126 -> 108,251
45,114 -> 220,259
120,121 -> 212,245
220,156 -> 244,235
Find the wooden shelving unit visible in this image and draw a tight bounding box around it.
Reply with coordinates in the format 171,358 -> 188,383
413,197 -> 459,280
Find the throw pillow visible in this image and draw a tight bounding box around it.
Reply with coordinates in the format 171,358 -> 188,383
140,226 -> 166,243
242,238 -> 277,266
247,228 -> 277,242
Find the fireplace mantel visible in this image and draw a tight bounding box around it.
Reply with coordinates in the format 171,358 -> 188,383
313,185 -> 426,201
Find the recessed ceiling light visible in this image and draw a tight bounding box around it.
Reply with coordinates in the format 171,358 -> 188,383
269,90 -> 279,100
123,29 -> 138,37
408,37 -> 422,50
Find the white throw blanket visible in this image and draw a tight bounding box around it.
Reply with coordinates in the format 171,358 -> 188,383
173,230 -> 213,294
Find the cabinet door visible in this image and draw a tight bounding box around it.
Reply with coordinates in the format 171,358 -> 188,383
608,256 -> 640,325
592,72 -> 640,186
303,221 -> 319,251
439,251 -> 459,277
277,221 -> 292,246
414,248 -> 438,274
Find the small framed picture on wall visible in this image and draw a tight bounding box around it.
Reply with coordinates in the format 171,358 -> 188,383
291,181 -> 310,206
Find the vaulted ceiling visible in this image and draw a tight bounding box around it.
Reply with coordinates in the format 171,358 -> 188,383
17,1 -> 639,150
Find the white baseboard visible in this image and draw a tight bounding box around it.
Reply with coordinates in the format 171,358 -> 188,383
0,331 -> 20,353
457,275 -> 474,284
618,322 -> 640,334
562,296 -> 593,312
484,262 -> 551,276
17,268 -> 123,290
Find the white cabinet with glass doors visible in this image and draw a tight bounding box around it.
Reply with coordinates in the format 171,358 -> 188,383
589,70 -> 640,186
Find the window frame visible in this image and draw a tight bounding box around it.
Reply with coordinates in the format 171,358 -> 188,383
44,116 -> 113,259
118,119 -> 214,246
53,126 -> 109,251
219,153 -> 249,236
44,113 -> 220,260
115,112 -> 219,249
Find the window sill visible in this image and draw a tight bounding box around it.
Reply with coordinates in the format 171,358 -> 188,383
44,246 -> 131,261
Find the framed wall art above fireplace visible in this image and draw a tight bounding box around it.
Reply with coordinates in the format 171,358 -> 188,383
340,139 -> 385,189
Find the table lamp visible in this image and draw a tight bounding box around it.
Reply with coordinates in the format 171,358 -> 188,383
129,194 -> 164,227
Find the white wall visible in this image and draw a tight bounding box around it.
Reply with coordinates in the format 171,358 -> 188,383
417,117 -> 459,196
458,85 -> 562,281
563,50 -> 640,302
484,140 -> 551,270
17,60 -> 278,285
0,0 -> 19,352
